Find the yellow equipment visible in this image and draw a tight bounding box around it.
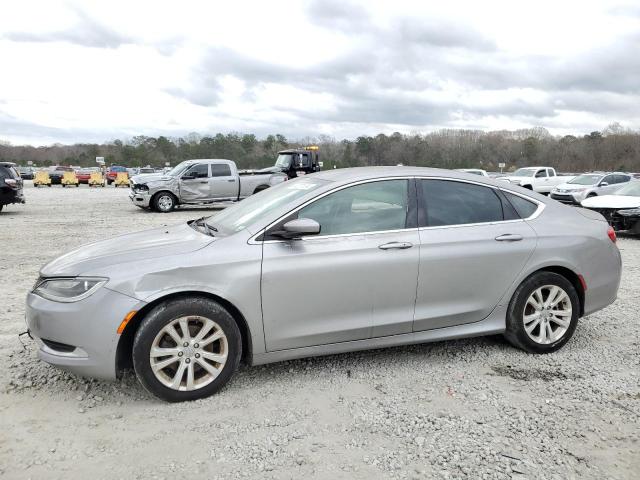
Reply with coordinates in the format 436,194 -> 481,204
61,171 -> 80,187
89,172 -> 105,187
114,172 -> 129,187
33,170 -> 52,187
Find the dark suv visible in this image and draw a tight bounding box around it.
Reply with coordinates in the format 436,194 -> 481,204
0,162 -> 25,212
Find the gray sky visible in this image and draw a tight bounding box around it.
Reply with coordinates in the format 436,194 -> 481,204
1,0 -> 639,146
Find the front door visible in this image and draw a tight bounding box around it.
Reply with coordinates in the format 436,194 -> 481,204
261,179 -> 420,351
413,179 -> 537,331
179,163 -> 210,202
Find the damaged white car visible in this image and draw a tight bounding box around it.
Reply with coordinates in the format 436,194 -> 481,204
581,181 -> 640,234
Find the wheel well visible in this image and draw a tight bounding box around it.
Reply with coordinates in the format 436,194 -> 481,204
533,266 -> 585,317
151,190 -> 177,206
115,291 -> 252,374
522,184 -> 533,190
253,185 -> 269,194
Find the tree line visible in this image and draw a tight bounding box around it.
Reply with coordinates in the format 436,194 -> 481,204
1,124 -> 639,173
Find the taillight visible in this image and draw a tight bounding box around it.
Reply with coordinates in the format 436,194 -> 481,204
607,226 -> 617,244
5,178 -> 17,188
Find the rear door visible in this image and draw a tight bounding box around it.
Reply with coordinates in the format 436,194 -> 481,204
260,178 -> 420,351
413,179 -> 538,332
210,163 -> 239,200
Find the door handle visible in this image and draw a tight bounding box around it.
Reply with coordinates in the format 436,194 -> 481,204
495,234 -> 523,242
227,179 -> 235,182
379,242 -> 413,250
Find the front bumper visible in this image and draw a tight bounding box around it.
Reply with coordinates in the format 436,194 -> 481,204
25,286 -> 143,380
550,192 -> 581,204
129,190 -> 151,208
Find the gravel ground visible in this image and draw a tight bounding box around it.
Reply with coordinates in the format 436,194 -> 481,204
0,183 -> 638,480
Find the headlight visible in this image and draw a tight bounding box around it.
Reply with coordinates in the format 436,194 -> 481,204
618,208 -> 640,217
33,277 -> 107,303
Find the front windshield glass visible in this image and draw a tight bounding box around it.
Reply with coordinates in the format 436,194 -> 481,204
614,182 -> 640,196
275,154 -> 293,169
206,177 -> 327,234
512,168 -> 537,177
569,174 -> 602,185
167,161 -> 193,177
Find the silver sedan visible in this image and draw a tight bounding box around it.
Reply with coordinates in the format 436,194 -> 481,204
26,167 -> 622,402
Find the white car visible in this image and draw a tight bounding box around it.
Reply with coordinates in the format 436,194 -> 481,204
550,173 -> 632,205
581,181 -> 640,233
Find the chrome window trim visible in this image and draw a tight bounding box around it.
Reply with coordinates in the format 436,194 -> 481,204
249,175 -> 546,244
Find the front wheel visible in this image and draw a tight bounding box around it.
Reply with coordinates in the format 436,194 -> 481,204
153,192 -> 176,212
504,272 -> 579,353
132,297 -> 242,402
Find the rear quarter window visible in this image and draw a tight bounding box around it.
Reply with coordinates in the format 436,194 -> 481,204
503,191 -> 539,218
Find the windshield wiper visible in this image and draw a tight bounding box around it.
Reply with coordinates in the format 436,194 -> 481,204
192,216 -> 216,236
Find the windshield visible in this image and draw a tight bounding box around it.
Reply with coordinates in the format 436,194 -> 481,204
614,182 -> 640,197
275,154 -> 293,169
569,174 -> 602,185
166,161 -> 194,177
206,177 -> 327,234
512,168 -> 537,177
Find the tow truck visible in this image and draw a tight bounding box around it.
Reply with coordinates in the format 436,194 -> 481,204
239,145 -> 321,179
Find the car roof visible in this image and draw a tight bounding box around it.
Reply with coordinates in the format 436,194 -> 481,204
0,162 -> 17,167
312,166 -> 494,184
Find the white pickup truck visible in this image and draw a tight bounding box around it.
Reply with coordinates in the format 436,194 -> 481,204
497,167 -> 574,194
129,159 -> 287,212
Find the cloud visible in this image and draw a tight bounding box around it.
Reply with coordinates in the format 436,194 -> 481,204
4,8 -> 133,49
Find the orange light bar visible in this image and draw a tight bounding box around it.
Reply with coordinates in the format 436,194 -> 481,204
117,311 -> 137,334
304,145 -> 319,151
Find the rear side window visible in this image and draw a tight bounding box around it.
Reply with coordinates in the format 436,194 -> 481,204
503,191 -> 538,218
535,170 -> 547,178
0,166 -> 19,179
420,180 -> 503,227
614,174 -> 630,184
211,164 -> 232,177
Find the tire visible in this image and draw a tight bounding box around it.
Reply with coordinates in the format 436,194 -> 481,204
153,192 -> 176,212
132,297 -> 242,402
504,271 -> 579,354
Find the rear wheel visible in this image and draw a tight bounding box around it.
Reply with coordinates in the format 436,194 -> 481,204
504,272 -> 579,353
132,297 -> 242,402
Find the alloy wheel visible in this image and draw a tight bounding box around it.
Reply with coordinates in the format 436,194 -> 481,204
523,285 -> 572,345
157,194 -> 174,212
150,316 -> 228,391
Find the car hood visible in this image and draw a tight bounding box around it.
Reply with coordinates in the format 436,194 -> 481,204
40,223 -> 215,277
131,173 -> 172,184
581,195 -> 640,209
555,183 -> 594,191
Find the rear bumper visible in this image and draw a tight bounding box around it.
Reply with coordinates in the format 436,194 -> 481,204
0,188 -> 25,205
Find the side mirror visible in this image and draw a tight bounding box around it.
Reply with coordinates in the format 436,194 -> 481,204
599,181 -> 609,187
272,218 -> 321,239
181,174 -> 195,180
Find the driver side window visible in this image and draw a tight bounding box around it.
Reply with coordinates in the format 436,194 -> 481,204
185,164 -> 209,179
298,180 -> 409,236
